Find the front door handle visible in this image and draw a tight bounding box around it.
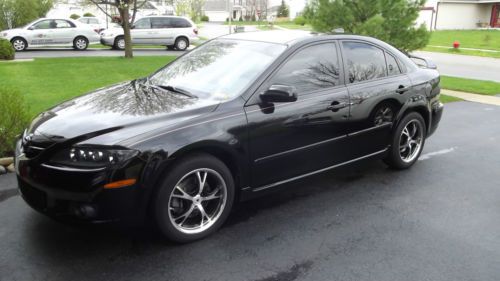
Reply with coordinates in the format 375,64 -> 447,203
327,101 -> 350,112
396,85 -> 410,94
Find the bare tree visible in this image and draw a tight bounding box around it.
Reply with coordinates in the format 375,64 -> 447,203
87,0 -> 146,58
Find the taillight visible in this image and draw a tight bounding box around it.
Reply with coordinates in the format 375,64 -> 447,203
193,28 -> 198,35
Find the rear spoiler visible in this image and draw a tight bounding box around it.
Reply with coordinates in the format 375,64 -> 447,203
407,54 -> 437,70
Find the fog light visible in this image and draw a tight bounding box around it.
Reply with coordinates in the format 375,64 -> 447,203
74,204 -> 97,219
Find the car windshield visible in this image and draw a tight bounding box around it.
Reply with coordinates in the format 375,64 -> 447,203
148,39 -> 287,101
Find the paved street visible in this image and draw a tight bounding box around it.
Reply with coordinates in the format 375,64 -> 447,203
1,101 -> 499,281
414,51 -> 500,82
13,48 -> 185,59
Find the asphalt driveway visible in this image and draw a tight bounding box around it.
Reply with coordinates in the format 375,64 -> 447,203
0,101 -> 499,281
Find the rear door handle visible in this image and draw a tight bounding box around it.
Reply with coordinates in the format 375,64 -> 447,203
396,85 -> 410,94
327,101 -> 351,112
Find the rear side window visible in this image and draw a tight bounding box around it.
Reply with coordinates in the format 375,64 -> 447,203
268,43 -> 342,94
152,17 -> 171,28
170,18 -> 191,28
342,41 -> 387,83
386,52 -> 402,76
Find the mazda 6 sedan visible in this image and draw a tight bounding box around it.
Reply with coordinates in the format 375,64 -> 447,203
15,31 -> 443,242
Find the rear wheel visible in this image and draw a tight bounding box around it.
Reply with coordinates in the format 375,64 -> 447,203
73,36 -> 89,50
174,37 -> 189,51
11,37 -> 27,51
154,153 -> 234,243
384,112 -> 426,169
166,45 -> 175,50
114,36 -> 125,50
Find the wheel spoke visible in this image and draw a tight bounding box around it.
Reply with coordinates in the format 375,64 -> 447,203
196,171 -> 208,195
197,204 -> 210,226
175,204 -> 195,226
173,185 -> 193,200
202,189 -> 222,201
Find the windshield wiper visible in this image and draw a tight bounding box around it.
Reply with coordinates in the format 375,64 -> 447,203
154,85 -> 197,98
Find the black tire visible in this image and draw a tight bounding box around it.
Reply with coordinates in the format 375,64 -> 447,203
11,37 -> 27,51
73,36 -> 89,50
384,112 -> 426,169
114,36 -> 125,50
154,153 -> 235,243
174,37 -> 189,51
166,45 -> 175,50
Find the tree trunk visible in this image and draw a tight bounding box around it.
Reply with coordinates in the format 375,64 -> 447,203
119,7 -> 133,58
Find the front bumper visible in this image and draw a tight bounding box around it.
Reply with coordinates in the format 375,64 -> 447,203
15,146 -> 147,223
100,37 -> 115,46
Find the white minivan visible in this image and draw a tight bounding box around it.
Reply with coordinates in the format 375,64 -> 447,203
100,16 -> 198,51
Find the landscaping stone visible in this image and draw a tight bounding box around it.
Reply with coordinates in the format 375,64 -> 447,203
0,165 -> 6,175
0,157 -> 14,166
6,164 -> 15,173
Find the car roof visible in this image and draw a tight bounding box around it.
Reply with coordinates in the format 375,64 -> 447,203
219,30 -> 388,46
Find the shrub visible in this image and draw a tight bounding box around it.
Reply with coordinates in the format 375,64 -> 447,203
239,17 -> 243,22
294,16 -> 306,26
70,14 -> 80,20
0,88 -> 30,156
83,12 -> 95,17
201,15 -> 209,22
0,39 -> 15,60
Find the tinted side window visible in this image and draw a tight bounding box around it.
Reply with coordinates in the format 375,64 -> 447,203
33,20 -> 51,29
269,43 -> 341,93
386,52 -> 401,76
134,18 -> 151,29
170,18 -> 191,28
151,17 -> 171,28
55,20 -> 74,28
342,42 -> 387,83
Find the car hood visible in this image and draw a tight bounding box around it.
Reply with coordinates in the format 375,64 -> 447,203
26,79 -> 220,146
2,28 -> 23,34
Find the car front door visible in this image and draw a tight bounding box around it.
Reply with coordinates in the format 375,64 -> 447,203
28,20 -> 53,46
340,40 -> 412,158
245,42 -> 352,188
131,18 -> 152,44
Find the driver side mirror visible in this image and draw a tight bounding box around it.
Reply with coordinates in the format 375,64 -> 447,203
27,26 -> 34,30
260,85 -> 298,103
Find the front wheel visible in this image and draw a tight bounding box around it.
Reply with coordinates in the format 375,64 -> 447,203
154,153 -> 235,243
113,36 -> 125,50
11,38 -> 27,51
73,36 -> 88,50
384,112 -> 426,169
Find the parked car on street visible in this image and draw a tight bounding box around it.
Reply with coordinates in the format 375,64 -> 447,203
0,18 -> 100,51
78,17 -> 106,34
15,31 -> 443,242
99,16 -> 198,50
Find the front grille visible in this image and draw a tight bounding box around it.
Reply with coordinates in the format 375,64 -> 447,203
19,181 -> 47,210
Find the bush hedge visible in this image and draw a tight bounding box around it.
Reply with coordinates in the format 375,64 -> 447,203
0,88 -> 30,156
294,16 -> 306,26
70,14 -> 80,20
201,15 -> 209,22
0,39 -> 15,60
83,12 -> 95,17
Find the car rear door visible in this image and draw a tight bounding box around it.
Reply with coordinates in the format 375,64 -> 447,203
340,40 -> 412,158
50,20 -> 76,45
245,41 -> 352,188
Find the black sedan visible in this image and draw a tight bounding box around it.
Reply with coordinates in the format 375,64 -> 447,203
15,30 -> 443,242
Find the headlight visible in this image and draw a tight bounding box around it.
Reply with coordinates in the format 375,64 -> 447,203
50,146 -> 139,168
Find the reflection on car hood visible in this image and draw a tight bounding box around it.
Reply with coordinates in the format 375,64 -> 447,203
27,80 -> 220,145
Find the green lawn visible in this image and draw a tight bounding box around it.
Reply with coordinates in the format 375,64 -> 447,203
0,56 -> 175,116
422,30 -> 500,58
440,94 -> 463,103
427,30 -> 500,51
440,76 -> 500,96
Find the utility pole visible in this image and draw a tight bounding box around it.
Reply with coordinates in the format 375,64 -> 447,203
228,0 -> 232,34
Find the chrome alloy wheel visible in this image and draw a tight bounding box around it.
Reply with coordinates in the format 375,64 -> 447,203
168,168 -> 227,234
75,38 -> 87,49
117,38 -> 125,50
12,39 -> 26,51
399,120 -> 423,163
176,39 -> 187,50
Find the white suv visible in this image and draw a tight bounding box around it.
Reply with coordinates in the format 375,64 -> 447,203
100,16 -> 198,51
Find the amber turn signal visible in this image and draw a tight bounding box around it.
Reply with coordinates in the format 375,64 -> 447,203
103,179 -> 137,189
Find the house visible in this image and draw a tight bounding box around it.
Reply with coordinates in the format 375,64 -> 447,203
203,0 -> 305,22
418,0 -> 500,30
